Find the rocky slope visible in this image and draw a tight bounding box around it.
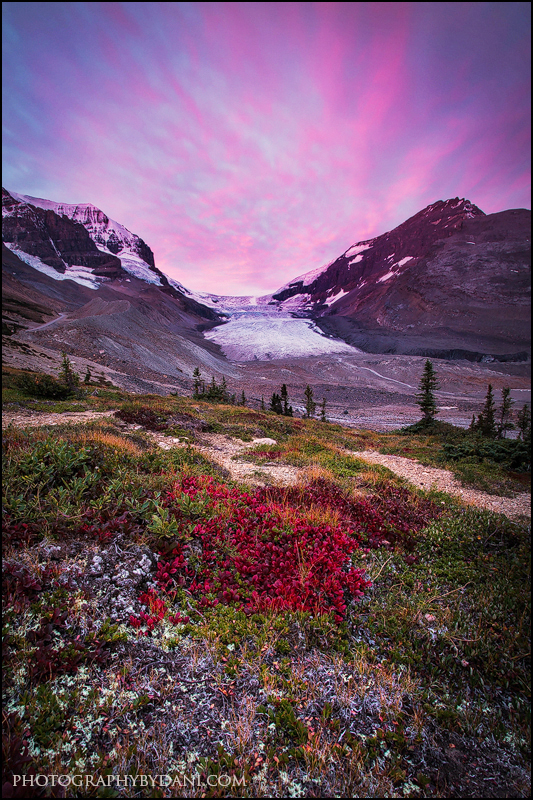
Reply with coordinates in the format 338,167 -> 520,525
271,199 -> 531,361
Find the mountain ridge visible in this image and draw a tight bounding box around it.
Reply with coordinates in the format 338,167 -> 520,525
2,189 -> 530,374
268,198 -> 530,362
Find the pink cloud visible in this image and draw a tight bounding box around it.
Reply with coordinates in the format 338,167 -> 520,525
2,2 -> 530,295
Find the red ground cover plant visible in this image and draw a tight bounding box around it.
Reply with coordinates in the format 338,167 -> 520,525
256,479 -> 441,551
130,476 -> 370,630
127,476 -> 443,633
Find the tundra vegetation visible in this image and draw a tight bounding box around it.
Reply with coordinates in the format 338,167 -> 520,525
2,364 -> 531,798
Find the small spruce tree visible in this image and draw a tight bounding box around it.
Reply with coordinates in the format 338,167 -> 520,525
280,384 -> 289,415
496,387 -> 514,439
269,392 -> 283,414
84,366 -> 91,384
516,404 -> 531,442
304,385 -> 316,419
415,360 -> 439,424
476,384 -> 497,438
320,398 -> 327,422
59,352 -> 79,391
192,367 -> 203,398
240,390 -> 246,406
260,396 -> 265,411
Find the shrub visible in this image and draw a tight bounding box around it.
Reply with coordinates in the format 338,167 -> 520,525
115,405 -> 169,430
442,438 -> 530,472
15,372 -> 73,400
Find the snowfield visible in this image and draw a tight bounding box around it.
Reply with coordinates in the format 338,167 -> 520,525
3,244 -> 101,289
203,305 -> 359,361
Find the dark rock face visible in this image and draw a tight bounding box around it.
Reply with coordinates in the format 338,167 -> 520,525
2,189 -> 124,278
274,198 -> 531,361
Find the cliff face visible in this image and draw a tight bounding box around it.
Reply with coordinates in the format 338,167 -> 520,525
2,189 -> 124,278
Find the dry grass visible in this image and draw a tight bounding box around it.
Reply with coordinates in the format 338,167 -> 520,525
69,430 -> 145,457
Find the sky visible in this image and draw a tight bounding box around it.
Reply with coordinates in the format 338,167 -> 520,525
2,2 -> 531,296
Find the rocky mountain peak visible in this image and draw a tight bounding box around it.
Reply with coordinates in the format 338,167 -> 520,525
272,197 -> 486,307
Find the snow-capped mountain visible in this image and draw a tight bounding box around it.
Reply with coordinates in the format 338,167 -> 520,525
269,199 -> 531,361
2,187 -> 222,317
2,187 -> 230,389
3,189 -> 162,286
271,199 -> 485,309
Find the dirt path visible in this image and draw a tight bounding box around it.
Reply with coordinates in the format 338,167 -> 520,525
345,449 -> 531,519
2,410 -> 530,518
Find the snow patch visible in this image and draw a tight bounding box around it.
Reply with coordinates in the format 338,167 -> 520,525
4,244 -> 100,289
118,253 -> 161,285
324,288 -> 347,306
344,241 -> 373,258
378,270 -> 396,283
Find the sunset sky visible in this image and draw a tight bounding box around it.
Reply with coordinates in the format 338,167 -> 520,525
2,2 -> 531,296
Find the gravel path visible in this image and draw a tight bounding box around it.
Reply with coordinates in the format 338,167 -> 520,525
347,449 -> 531,519
2,410 -> 530,518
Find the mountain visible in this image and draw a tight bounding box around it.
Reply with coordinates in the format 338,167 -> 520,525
271,199 -> 531,362
2,188 -> 230,391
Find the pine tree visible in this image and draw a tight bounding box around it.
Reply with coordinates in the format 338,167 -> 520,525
59,352 -> 79,391
240,390 -> 246,406
280,384 -> 289,415
516,404 -> 531,442
260,396 -> 265,411
415,360 -> 439,423
304,385 -> 316,419
320,398 -> 327,422
477,384 -> 497,438
496,387 -> 514,439
269,393 -> 283,414
84,366 -> 91,384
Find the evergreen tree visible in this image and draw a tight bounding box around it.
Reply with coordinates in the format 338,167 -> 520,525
304,385 -> 316,419
269,393 -> 283,414
240,390 -> 246,406
192,367 -> 203,398
496,387 -> 514,439
59,352 -> 79,391
260,396 -> 265,411
280,384 -> 289,415
476,384 -> 497,438
84,366 -> 91,384
516,404 -> 531,442
320,398 -> 327,422
415,360 -> 439,423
